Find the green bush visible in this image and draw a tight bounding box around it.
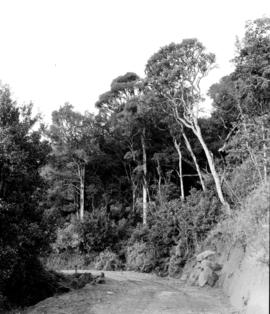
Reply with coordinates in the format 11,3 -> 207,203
126,241 -> 157,272
224,159 -> 262,202
152,188 -> 221,259
207,182 -> 269,265
3,257 -> 59,307
44,252 -> 86,271
0,201 -> 55,308
78,208 -> 133,256
52,222 -> 81,253
79,209 -> 119,254
126,188 -> 222,274
168,254 -> 183,278
94,249 -> 122,270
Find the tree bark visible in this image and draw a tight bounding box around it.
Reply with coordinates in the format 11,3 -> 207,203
170,99 -> 227,206
194,121 -> 228,208
141,130 -> 148,225
182,130 -> 206,192
173,108 -> 229,209
79,165 -> 85,221
173,138 -> 185,201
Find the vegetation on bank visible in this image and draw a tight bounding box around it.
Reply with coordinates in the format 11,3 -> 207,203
0,17 -> 269,312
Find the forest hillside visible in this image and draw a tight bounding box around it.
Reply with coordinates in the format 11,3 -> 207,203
0,17 -> 269,312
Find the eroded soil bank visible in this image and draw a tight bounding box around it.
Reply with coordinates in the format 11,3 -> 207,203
26,270 -> 236,314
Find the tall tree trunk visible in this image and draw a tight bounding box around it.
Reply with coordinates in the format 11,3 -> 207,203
173,110 -> 229,210
194,121 -> 228,208
156,157 -> 162,203
173,138 -> 185,201
182,130 -> 206,192
79,165 -> 85,221
141,130 -> 147,225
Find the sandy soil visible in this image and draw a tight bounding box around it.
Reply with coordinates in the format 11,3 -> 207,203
25,270 -> 237,314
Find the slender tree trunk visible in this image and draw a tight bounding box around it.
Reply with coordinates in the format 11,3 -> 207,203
173,111 -> 229,210
130,143 -> 138,211
169,84 -> 228,209
142,183 -> 147,225
194,121 -> 228,209
141,130 -> 147,225
173,138 -> 185,201
182,130 -> 206,192
156,158 -> 162,203
79,165 -> 85,221
132,181 -> 136,212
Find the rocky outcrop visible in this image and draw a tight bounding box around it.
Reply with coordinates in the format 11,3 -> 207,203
181,240 -> 269,314
181,250 -> 222,288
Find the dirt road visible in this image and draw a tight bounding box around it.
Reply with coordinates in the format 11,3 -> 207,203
26,271 -> 236,314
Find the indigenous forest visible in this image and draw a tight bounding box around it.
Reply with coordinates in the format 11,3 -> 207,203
0,17 -> 269,314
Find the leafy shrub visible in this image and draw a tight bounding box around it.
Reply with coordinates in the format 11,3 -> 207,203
79,209 -> 119,254
224,159 -> 262,202
152,188 -> 221,259
128,212 -> 176,273
78,208 -> 133,255
207,182 -> 269,265
0,201 -> 55,308
44,252 -> 86,271
129,224 -> 151,244
126,241 -> 156,272
3,258 -> 59,307
94,249 -> 122,270
49,206 -> 135,271
127,188 -> 222,274
168,254 -> 183,278
52,222 -> 81,253
224,114 -> 270,202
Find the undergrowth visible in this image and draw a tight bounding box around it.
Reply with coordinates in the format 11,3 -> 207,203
206,181 -> 269,266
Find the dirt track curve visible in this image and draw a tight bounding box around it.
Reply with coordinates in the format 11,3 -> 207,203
26,270 -> 237,314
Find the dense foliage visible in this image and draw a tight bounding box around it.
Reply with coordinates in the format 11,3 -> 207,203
0,86 -> 55,308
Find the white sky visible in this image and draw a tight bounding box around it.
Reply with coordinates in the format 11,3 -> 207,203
0,0 -> 269,122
